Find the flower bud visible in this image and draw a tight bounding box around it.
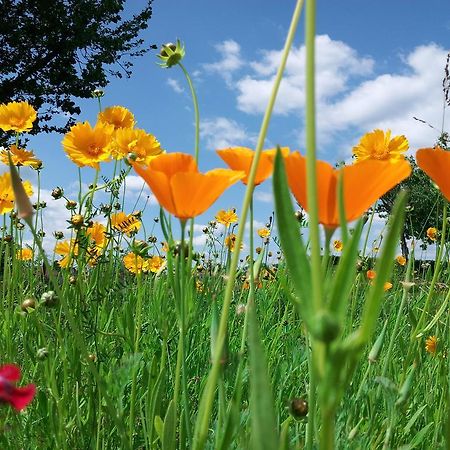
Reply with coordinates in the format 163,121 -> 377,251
37,348 -> 49,360
21,298 -> 36,312
41,290 -> 58,307
70,214 -> 84,228
65,200 -> 77,210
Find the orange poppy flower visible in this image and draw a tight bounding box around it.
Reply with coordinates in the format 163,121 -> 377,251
216,147 -> 290,186
416,147 -> 450,201
284,152 -> 411,229
133,153 -> 244,220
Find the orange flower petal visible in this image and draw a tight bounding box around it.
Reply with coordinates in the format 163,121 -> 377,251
133,163 -> 176,216
149,152 -> 197,176
341,159 -> 412,225
416,147 -> 450,201
170,169 -> 244,219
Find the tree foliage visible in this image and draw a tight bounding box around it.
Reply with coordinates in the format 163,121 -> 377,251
376,133 -> 450,257
0,0 -> 154,141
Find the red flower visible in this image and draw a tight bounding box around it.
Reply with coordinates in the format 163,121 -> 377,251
0,364 -> 36,411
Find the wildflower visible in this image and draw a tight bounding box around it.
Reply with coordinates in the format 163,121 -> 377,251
216,146 -> 290,186
416,147 -> 450,201
283,152 -> 411,229
196,280 -> 204,293
62,121 -> 114,169
70,214 -> 84,228
123,252 -> 147,274
0,364 -> 35,411
366,269 -> 376,280
225,233 -> 241,252
396,255 -> 407,266
97,106 -> 135,130
111,128 -> 162,164
425,335 -> 438,354
158,40 -> 185,68
16,247 -> 33,261
333,240 -> 343,252
352,129 -> 409,163
257,227 -> 270,238
111,211 -> 141,236
54,239 -> 79,268
383,281 -> 393,291
215,208 -> 238,226
0,101 -> 37,133
0,145 -> 41,169
0,172 -> 33,215
147,255 -> 165,273
426,227 -> 438,241
133,153 -> 244,220
86,222 -> 108,264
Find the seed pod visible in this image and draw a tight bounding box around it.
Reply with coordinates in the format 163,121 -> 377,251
396,362 -> 417,406
21,298 -> 36,312
288,397 -> 308,419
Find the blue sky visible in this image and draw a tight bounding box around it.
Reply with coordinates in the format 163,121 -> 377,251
12,0 -> 450,254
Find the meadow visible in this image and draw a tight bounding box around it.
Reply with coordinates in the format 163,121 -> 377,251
1,2 -> 450,449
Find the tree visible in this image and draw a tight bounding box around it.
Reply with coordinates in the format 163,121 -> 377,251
0,0 -> 155,142
376,133 -> 450,259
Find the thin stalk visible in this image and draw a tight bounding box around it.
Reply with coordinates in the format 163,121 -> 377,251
192,2 -> 304,448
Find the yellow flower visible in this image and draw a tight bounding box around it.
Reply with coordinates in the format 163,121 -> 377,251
0,145 -> 42,169
333,240 -> 343,252
97,106 -> 135,129
0,172 -> 33,215
425,335 -> 438,354
427,227 -> 438,241
0,101 -> 37,132
54,239 -> 79,268
16,247 -> 33,261
383,281 -> 393,291
85,222 -> 108,264
111,212 -> 141,236
196,280 -> 204,293
123,252 -> 147,274
257,227 -> 270,238
396,255 -> 406,266
111,128 -> 162,163
146,255 -> 165,273
352,129 -> 409,163
215,208 -> 238,226
225,233 -> 242,252
62,121 -> 114,169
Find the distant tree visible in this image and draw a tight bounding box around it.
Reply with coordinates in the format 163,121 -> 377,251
0,0 -> 155,143
376,133 -> 450,259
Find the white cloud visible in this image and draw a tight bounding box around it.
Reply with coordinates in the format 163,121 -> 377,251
235,35 -> 374,115
203,40 -> 243,85
167,77 -> 184,94
205,36 -> 448,157
200,117 -> 257,150
254,190 -> 273,203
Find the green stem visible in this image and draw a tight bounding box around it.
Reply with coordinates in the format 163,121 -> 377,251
192,2 -> 305,448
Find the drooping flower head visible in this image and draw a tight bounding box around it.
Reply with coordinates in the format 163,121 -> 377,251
416,147 -> 450,201
215,208 -> 238,226
352,129 -> 409,163
97,106 -> 135,130
0,102 -> 37,133
0,364 -> 36,411
111,128 -> 162,164
283,152 -> 411,229
216,147 -> 290,186
0,145 -> 42,169
133,153 -> 244,221
425,335 -> 438,354
111,212 -> 141,237
62,121 -> 114,169
0,172 -> 33,215
54,239 -> 79,268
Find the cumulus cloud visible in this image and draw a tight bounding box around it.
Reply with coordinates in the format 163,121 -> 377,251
203,40 -> 243,85
200,117 -> 257,150
204,36 -> 448,157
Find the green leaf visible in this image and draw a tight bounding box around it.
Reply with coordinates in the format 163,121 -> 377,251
273,148 -> 313,325
248,301 -> 278,450
162,399 -> 176,450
